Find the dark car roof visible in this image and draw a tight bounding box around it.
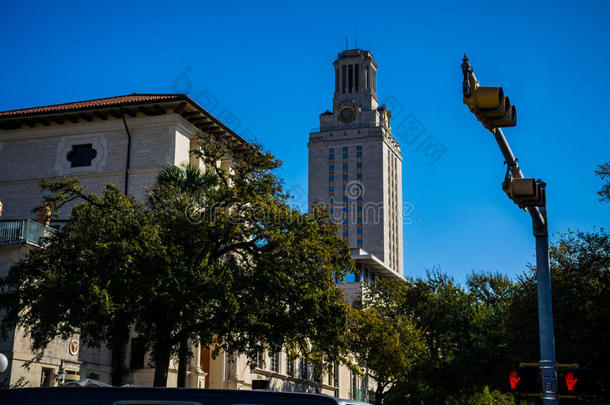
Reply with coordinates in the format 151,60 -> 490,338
0,387 -> 362,405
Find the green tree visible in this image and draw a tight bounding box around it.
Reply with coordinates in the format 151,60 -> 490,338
140,134 -> 354,385
152,163 -> 218,387
461,386 -> 515,405
379,272 -> 515,404
507,229 -> 610,404
466,272 -> 516,393
1,133 -> 354,387
395,272 -> 477,403
348,281 -> 424,405
0,179 -> 164,386
596,162 -> 610,202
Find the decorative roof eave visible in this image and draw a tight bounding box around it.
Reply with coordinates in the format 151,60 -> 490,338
0,93 -> 250,152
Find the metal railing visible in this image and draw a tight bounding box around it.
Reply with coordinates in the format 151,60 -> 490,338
0,219 -> 55,247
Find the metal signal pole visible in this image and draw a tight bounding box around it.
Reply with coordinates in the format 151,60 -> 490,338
462,56 -> 558,403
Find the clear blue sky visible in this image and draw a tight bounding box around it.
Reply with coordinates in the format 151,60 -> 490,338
2,0 -> 609,283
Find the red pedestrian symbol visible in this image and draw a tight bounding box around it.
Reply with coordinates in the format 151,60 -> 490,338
510,370 -> 520,389
566,372 -> 578,392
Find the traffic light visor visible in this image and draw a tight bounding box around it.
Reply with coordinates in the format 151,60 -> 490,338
474,86 -> 504,109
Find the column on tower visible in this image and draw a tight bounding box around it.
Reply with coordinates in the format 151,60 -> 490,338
335,68 -> 339,93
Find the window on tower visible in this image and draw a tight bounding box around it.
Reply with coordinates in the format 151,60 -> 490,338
348,65 -> 353,93
366,66 -> 370,89
342,65 -> 346,94
355,65 -> 359,91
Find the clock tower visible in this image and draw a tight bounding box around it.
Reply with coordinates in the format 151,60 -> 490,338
308,49 -> 404,283
332,49 -> 378,118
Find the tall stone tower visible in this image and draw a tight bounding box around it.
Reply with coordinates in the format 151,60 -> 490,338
308,49 -> 404,282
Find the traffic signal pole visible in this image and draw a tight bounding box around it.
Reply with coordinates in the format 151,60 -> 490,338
492,127 -> 558,403
462,56 -> 558,403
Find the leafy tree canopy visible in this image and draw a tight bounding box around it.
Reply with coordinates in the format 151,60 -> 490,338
0,133 -> 354,387
507,229 -> 610,404
348,280 -> 424,405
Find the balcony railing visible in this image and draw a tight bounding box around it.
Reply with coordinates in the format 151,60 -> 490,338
0,220 -> 56,247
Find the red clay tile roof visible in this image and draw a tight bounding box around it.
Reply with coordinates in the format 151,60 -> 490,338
0,93 -> 251,149
0,93 -> 184,117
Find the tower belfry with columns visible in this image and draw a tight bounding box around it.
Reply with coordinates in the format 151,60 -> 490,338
308,49 -> 404,285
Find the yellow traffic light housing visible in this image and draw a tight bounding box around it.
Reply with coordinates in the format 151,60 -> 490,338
472,86 -> 503,109
502,177 -> 546,209
463,86 -> 517,129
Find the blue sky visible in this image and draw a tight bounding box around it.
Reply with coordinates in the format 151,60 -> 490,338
1,0 -> 609,283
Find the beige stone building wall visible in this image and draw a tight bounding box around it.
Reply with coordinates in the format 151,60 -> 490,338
0,110 -> 202,388
202,348 -> 374,402
0,113 -> 200,221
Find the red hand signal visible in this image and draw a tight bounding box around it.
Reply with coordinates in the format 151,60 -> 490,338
509,370 -> 520,389
566,372 -> 578,391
